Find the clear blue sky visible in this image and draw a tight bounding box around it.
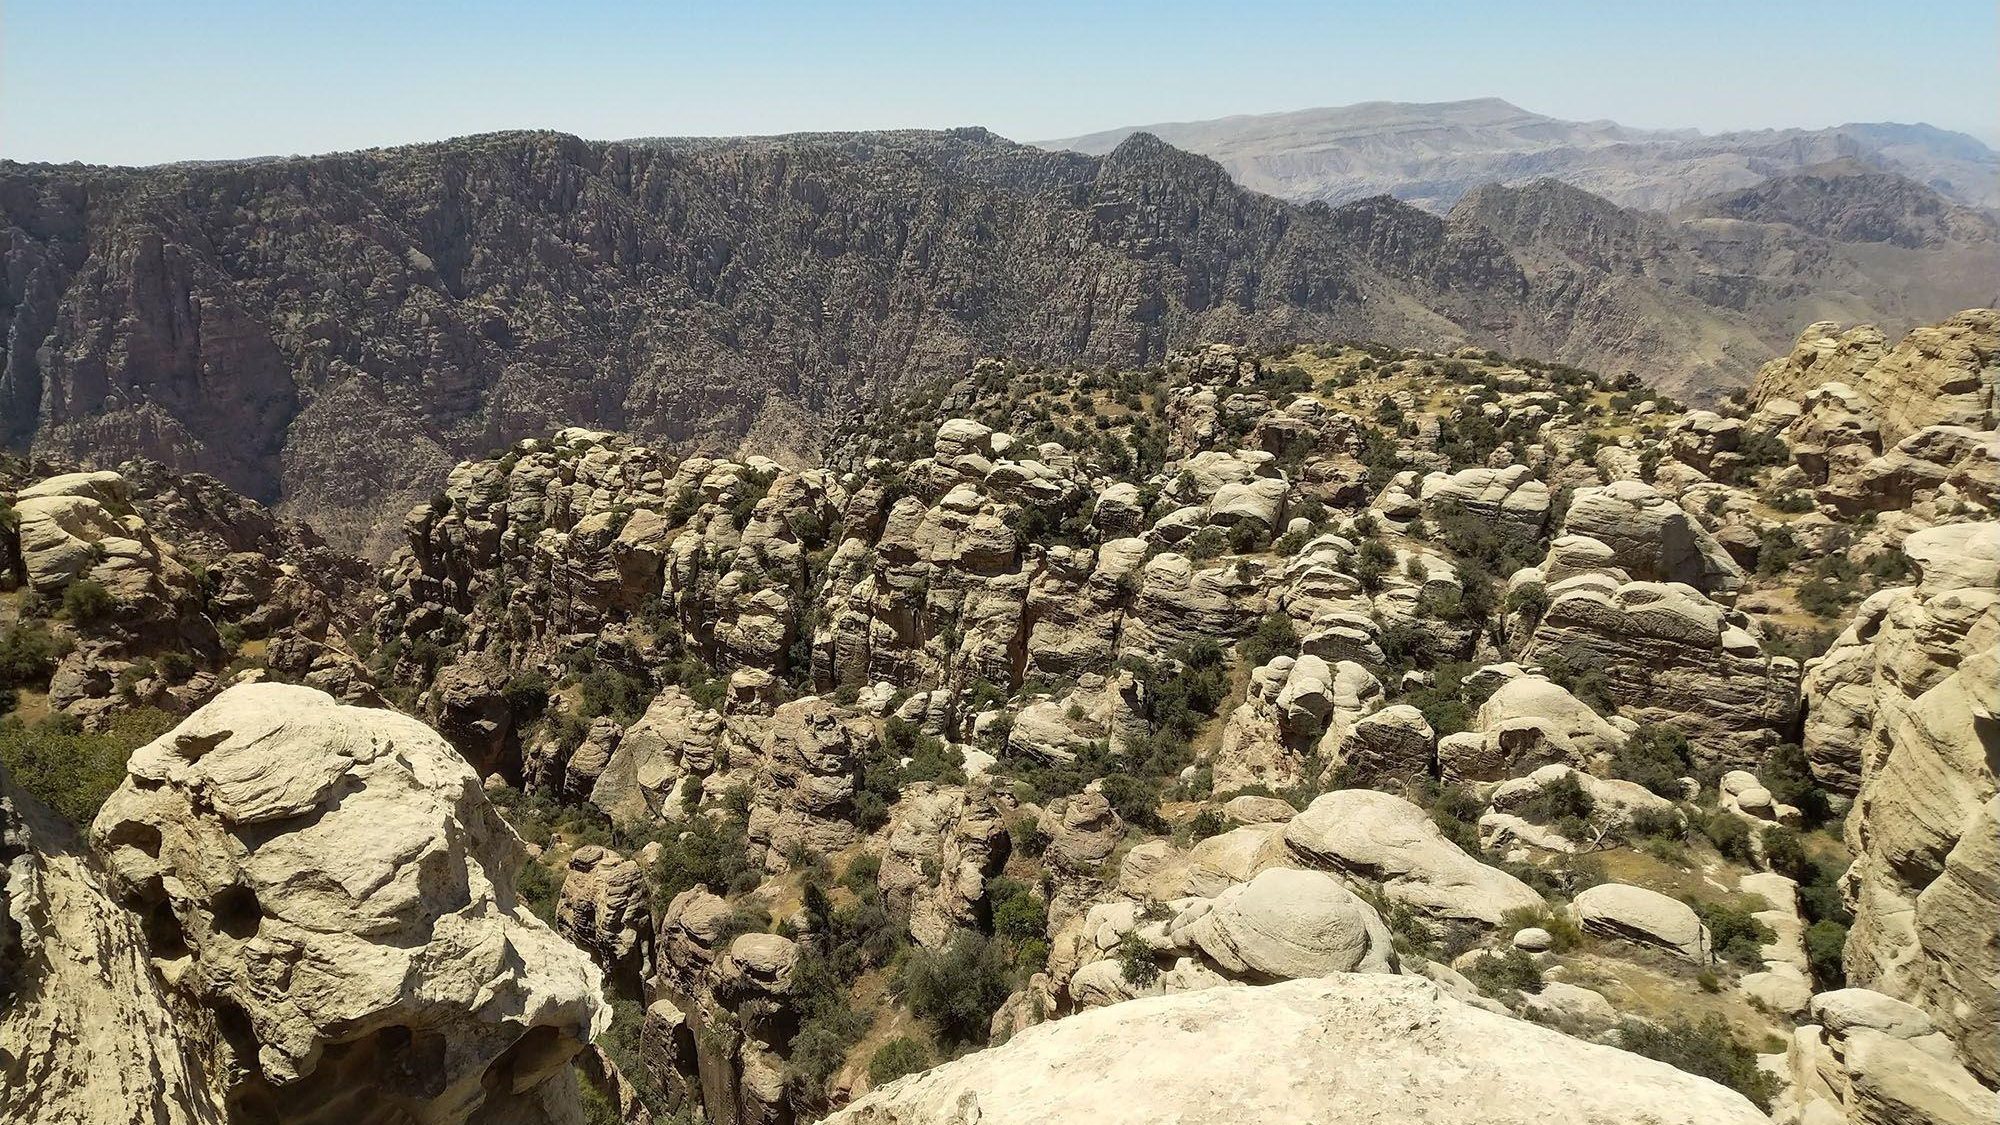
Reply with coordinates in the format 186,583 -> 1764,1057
5,0 -> 1995,165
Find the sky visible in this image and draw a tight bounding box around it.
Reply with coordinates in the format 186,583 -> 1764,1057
5,0 -> 1996,166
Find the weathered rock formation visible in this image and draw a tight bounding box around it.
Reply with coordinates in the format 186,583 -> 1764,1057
824,975 -> 1769,1125
86,684 -> 610,1125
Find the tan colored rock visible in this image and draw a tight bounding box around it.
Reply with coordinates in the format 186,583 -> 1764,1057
1525,577 -> 1798,767
1171,867 -> 1396,980
878,782 -> 1011,948
87,683 -> 608,1125
557,845 -> 656,999
1327,703 -> 1434,787
1779,988 -> 1999,1125
1572,883 -> 1710,961
1557,481 -> 1744,594
1284,789 -> 1542,925
0,764 -> 222,1124
824,975 -> 1768,1125
1812,523 -> 1999,1084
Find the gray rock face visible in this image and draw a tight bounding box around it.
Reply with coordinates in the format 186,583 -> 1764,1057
824,974 -> 1769,1125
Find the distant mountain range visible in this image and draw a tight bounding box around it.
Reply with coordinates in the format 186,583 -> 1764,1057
1041,98 -> 2000,214
3,124 -> 1992,552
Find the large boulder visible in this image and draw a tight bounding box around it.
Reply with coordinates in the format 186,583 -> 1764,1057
823,975 -> 1767,1125
1524,576 -> 1798,767
1171,867 -> 1396,980
1558,482 -> 1744,595
0,764 -> 218,1124
86,683 -> 609,1125
1283,789 -> 1542,925
1572,883 -> 1710,961
1779,988 -> 1999,1125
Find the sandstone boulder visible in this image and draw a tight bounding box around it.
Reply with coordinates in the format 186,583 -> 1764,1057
823,975 -> 1767,1125
1284,789 -> 1542,925
88,684 -> 608,1125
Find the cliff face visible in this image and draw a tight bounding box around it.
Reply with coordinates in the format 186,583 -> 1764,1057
2,129 -> 1989,553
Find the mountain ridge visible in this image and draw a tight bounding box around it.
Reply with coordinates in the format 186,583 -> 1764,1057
3,126 -> 1990,554
1039,98 -> 2000,213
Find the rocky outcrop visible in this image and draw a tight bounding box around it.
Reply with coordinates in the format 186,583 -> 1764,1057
1572,883 -> 1711,962
0,764 -> 221,1124
878,782 -> 1012,948
1805,522 -> 1999,1085
557,845 -> 657,999
1557,481 -> 1744,595
824,975 -> 1768,1125
1524,574 -> 1798,766
1778,989 -> 1999,1125
87,684 -> 609,1125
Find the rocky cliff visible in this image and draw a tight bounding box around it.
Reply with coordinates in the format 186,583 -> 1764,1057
6,129 -> 1990,554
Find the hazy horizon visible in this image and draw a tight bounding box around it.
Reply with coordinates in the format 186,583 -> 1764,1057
6,0 -> 1997,166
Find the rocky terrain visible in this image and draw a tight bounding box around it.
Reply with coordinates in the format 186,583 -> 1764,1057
4,130 -> 1991,555
1,310 -> 1994,1124
1042,98 -> 2000,213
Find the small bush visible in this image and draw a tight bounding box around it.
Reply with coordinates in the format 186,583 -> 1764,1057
0,622 -> 59,686
1237,613 -> 1300,669
1806,919 -> 1847,987
1612,724 -> 1693,797
1699,811 -> 1756,863
1500,905 -> 1582,952
1462,948 -> 1543,999
0,709 -> 177,824
896,932 -> 1015,1049
1512,771 -> 1596,838
1694,899 -> 1774,965
1116,932 -> 1161,986
867,1037 -> 933,1087
1617,1016 -> 1777,1110
61,579 -> 115,624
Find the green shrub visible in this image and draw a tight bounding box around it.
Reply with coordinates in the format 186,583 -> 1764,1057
1237,613 -> 1300,669
1617,1016 -> 1777,1110
1612,724 -> 1692,797
0,709 -> 177,824
1694,899 -> 1774,966
1760,743 -> 1831,828
896,932 -> 1015,1049
868,1037 -> 933,1087
502,669 -> 553,720
1540,647 -> 1618,715
1507,582 -> 1550,625
1513,771 -> 1596,838
989,877 -> 1048,949
1462,948 -> 1543,999
0,622 -> 59,686
1500,905 -> 1582,952
61,579 -> 115,624
1354,539 -> 1397,592
1806,919 -> 1847,987
577,665 -> 650,723
1699,811 -> 1756,863
1116,932 -> 1161,986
